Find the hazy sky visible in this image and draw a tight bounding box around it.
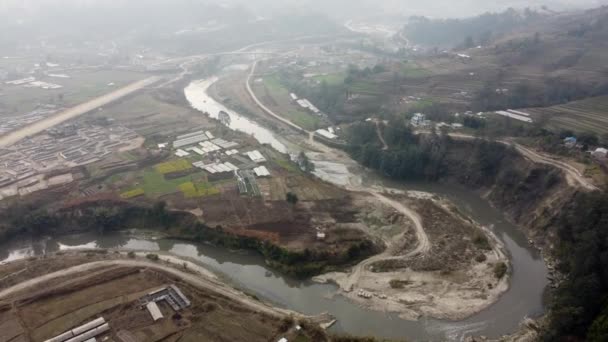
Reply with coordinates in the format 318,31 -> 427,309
2,0 -> 608,18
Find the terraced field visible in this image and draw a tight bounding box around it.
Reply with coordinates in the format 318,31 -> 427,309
526,96 -> 608,134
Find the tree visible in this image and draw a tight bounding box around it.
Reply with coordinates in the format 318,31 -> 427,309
464,35 -> 475,49
286,192 -> 299,206
298,152 -> 314,173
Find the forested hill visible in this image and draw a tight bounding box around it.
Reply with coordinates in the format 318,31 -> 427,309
404,8 -> 546,48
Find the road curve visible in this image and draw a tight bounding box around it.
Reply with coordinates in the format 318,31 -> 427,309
0,76 -> 161,148
245,61 -> 307,134
446,133 -> 598,191
342,191 -> 430,291
243,68 -> 432,290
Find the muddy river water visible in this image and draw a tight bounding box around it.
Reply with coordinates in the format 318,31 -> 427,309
0,77 -> 548,341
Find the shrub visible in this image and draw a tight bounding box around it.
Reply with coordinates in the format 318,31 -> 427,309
127,251 -> 136,258
475,254 -> 487,263
146,253 -> 160,261
494,262 -> 508,279
472,232 -> 491,250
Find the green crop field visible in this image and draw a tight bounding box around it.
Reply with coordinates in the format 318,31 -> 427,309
120,188 -> 145,199
118,169 -> 206,198
348,81 -> 384,95
400,62 -> 432,78
261,75 -> 320,130
312,73 -> 346,85
154,159 -> 192,174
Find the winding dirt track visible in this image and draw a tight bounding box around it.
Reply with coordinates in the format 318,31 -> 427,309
246,60 -> 307,133
446,133 -> 598,191
243,68 -> 431,291
342,192 -> 429,291
0,259 -> 297,319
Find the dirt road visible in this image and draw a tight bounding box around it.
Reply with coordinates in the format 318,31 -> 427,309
446,133 -> 598,191
0,76 -> 161,148
246,60 -> 307,133
243,69 -> 432,289
0,258 -> 299,319
341,191 -> 429,292
375,120 -> 389,150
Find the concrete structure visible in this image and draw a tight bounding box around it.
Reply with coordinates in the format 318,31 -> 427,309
211,138 -> 238,149
247,150 -> 266,163
410,113 -> 426,127
593,147 -> 608,158
315,129 -> 337,140
175,149 -> 190,157
199,141 -> 222,153
253,166 -> 271,177
173,134 -> 209,148
176,130 -> 206,141
144,285 -> 191,313
494,110 -> 533,123
146,301 -> 164,321
44,318 -> 107,342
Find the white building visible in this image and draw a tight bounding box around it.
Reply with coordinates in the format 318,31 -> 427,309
146,302 -> 164,321
593,147 -> 608,158
315,129 -> 337,140
247,150 -> 266,163
411,113 -> 426,127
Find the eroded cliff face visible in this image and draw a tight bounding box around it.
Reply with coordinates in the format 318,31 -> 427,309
442,140 -> 579,247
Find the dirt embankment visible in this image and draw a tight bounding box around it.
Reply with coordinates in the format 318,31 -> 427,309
316,193 -> 509,321
442,139 -> 579,248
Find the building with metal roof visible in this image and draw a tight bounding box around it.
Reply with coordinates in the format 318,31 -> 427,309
146,302 -> 164,321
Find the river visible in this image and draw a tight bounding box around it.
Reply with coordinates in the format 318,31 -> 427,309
0,76 -> 548,341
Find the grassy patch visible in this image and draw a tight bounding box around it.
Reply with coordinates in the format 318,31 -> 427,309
120,188 -> 145,199
401,62 -> 432,78
154,159 -> 192,174
0,69 -> 147,115
262,75 -> 320,130
349,81 -> 383,95
134,169 -> 207,197
312,73 -> 346,85
273,155 -> 299,172
287,111 -> 320,130
293,335 -> 311,342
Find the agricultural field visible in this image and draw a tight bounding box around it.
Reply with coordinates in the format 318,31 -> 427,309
258,75 -> 322,130
178,181 -> 220,198
155,159 -> 192,174
0,69 -> 148,117
86,91 -> 215,140
0,253 -> 290,342
399,61 -> 433,78
312,72 -> 346,85
120,188 -> 145,199
119,168 -> 211,199
526,95 -> 608,135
